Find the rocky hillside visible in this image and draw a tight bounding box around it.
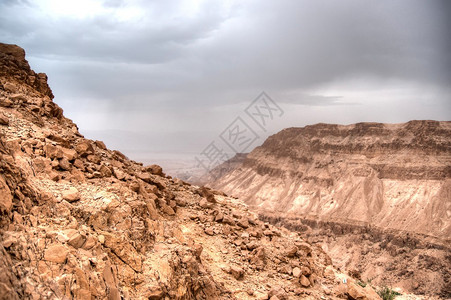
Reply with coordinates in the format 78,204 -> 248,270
0,43 -> 391,299
207,122 -> 451,240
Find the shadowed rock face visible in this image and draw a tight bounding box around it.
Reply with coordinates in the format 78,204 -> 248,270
207,121 -> 451,240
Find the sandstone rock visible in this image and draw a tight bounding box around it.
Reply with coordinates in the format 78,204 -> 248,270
0,175 -> 13,212
301,266 -> 312,276
95,140 -> 106,150
99,165 -> 112,177
268,286 -> 288,300
81,235 -> 97,250
230,265 -> 244,280
61,147 -> 77,161
204,227 -> 214,236
0,114 -> 9,126
160,204 -> 175,216
44,244 -> 68,263
113,168 -> 126,180
348,282 -> 381,300
194,244 -> 203,258
144,164 -> 164,176
199,198 -> 213,209
300,275 -> 310,287
73,158 -> 84,170
68,232 -> 86,249
58,157 -> 71,170
112,150 -> 127,160
3,82 -> 17,93
292,267 -> 302,278
146,284 -> 164,299
0,98 -> 13,107
222,215 -> 235,226
214,211 -> 224,222
237,217 -> 249,228
286,245 -> 298,257
279,264 -> 292,275
296,242 -> 312,256
250,247 -> 266,267
62,187 -> 80,202
103,232 -> 142,272
75,140 -> 94,157
44,144 -> 63,159
87,154 -> 101,164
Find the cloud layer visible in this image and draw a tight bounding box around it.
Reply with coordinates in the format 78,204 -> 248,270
1,0 -> 450,159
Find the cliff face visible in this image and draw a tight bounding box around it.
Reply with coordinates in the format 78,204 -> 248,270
207,121 -> 451,240
0,43 -> 367,299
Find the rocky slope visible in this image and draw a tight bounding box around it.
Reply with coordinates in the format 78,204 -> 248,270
205,122 -> 451,297
0,43 -> 390,299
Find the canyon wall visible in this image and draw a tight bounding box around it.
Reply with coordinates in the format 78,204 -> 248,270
208,121 -> 451,240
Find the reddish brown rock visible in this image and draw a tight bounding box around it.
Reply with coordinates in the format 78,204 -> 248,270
44,244 -> 68,263
0,114 -> 9,126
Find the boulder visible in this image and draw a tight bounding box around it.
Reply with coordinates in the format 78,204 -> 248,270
286,245 -> 298,257
348,283 -> 381,300
99,165 -> 112,177
144,164 -> 164,176
204,227 -> 214,236
300,275 -> 310,287
95,140 -> 106,150
61,147 -> 77,161
44,244 -> 68,263
237,217 -> 249,228
68,232 -> 86,249
0,175 -> 13,212
268,287 -> 288,300
296,242 -> 312,256
0,114 -> 9,126
58,157 -> 71,170
230,265 -> 244,280
75,140 -> 95,157
44,144 -> 63,159
62,187 -> 80,202
292,267 -> 302,278
103,232 -> 142,272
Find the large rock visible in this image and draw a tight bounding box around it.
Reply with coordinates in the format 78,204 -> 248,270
230,265 -> 244,280
75,140 -> 95,157
144,164 -> 164,176
62,187 -> 80,202
0,114 -> 9,126
103,232 -> 142,272
44,244 -> 68,263
347,283 -> 381,300
0,175 -> 12,212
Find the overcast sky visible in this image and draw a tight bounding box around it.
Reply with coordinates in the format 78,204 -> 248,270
1,0 -> 450,165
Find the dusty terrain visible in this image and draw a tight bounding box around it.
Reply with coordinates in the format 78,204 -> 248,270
206,122 -> 451,297
0,43 -> 398,299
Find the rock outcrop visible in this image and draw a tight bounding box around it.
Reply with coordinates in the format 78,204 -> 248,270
0,43 -> 369,299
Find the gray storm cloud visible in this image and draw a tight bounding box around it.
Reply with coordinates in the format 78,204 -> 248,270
0,0 -> 450,161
